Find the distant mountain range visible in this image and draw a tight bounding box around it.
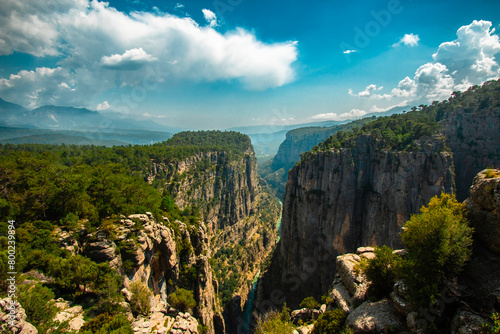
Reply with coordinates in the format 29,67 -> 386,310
0,98 -> 177,146
0,97 -> 406,148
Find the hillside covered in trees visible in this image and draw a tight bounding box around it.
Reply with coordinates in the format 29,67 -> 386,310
0,130 -> 280,333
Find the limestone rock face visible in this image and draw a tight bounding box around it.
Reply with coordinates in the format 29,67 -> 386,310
466,169 -> 500,254
439,110 -> 500,201
149,150 -> 259,231
272,129 -> 337,172
0,298 -> 38,334
84,238 -> 122,270
57,212 -> 223,334
170,312 -> 199,334
261,135 -> 454,306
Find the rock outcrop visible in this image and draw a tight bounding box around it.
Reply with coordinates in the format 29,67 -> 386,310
345,299 -> 402,333
56,212 -> 223,334
0,298 -> 38,334
261,135 -> 454,307
265,118 -> 376,199
292,243 -> 493,333
53,298 -> 85,332
465,168 -> 500,254
458,168 -> 500,320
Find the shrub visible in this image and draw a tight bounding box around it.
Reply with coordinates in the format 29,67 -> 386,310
254,310 -> 295,334
481,313 -> 500,333
362,245 -> 400,299
18,283 -> 58,333
399,192 -> 473,307
169,288 -> 196,312
129,281 -> 153,316
311,309 -> 346,334
484,168 -> 500,179
80,313 -> 133,334
299,296 -> 320,309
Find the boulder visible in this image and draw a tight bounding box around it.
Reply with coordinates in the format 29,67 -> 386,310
450,309 -> 488,334
0,298 -> 38,334
330,283 -> 354,314
169,312 -> 199,334
293,323 -> 315,334
53,299 -> 85,332
336,254 -> 370,305
346,299 -> 402,333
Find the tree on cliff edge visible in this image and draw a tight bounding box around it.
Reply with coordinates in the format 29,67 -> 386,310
399,192 -> 473,307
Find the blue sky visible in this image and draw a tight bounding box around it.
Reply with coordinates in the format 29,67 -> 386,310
1,0 -> 499,129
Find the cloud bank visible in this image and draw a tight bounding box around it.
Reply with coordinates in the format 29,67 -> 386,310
0,0 -> 298,108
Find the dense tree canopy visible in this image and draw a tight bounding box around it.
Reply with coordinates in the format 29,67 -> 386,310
302,79 -> 500,160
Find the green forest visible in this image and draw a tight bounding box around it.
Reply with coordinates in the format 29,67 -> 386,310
0,130 -> 252,333
302,79 -> 500,159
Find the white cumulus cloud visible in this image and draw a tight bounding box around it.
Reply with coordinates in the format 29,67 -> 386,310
97,101 -> 110,110
202,9 -> 218,27
0,67 -> 83,108
433,20 -> 500,83
394,33 -> 420,47
0,0 -> 299,108
101,48 -> 157,70
312,108 -> 367,121
352,20 -> 500,107
349,84 -> 391,99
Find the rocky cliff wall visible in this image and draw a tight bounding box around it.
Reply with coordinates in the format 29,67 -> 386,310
149,149 -> 259,231
271,131 -> 334,172
259,135 -> 454,307
439,110 -> 500,201
149,147 -> 281,333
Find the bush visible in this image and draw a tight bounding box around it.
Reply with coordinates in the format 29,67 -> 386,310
399,193 -> 473,307
362,245 -> 400,299
80,313 -> 133,334
311,309 -> 346,334
484,168 -> 500,179
254,310 -> 295,334
18,283 -> 58,333
129,281 -> 153,316
299,296 -> 320,309
169,288 -> 196,312
481,313 -> 500,333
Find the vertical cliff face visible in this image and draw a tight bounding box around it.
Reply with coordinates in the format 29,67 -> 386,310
271,131 -> 334,171
151,149 -> 259,231
262,118 -> 378,200
149,140 -> 281,333
439,110 -> 500,201
260,135 -> 454,307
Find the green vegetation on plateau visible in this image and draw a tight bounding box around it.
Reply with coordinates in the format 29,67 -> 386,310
302,79 -> 500,160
